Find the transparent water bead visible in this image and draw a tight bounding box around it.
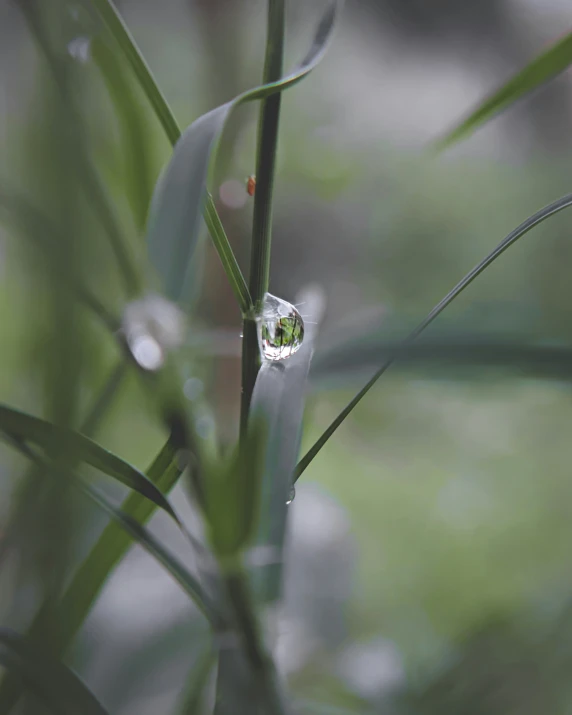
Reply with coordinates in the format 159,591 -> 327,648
286,486 -> 296,505
122,294 -> 185,371
257,293 -> 304,362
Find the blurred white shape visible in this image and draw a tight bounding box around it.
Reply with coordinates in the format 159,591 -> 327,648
219,179 -> 248,209
273,485 -> 354,676
336,638 -> 404,700
67,36 -> 91,63
122,294 -> 185,371
130,334 -> 164,371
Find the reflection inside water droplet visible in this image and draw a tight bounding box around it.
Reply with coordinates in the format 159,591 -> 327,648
67,36 -> 91,63
257,293 -> 304,362
286,486 -> 296,505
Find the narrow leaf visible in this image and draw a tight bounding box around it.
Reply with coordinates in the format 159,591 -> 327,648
0,403 -> 179,522
89,0 -> 181,146
0,628 -> 108,715
249,288 -> 324,602
296,192 -> 572,480
437,31 -> 572,148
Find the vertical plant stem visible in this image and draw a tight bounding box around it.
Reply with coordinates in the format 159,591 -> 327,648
223,564 -> 288,715
240,0 -> 286,435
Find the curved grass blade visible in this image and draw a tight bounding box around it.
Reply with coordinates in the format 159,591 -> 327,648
146,0 -> 341,309
0,628 -> 108,715
0,404 -> 179,522
80,482 -> 213,622
436,31 -> 572,149
295,192 -> 572,481
249,288 -> 324,603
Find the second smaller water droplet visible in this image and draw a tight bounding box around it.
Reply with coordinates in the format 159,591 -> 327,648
286,486 -> 296,505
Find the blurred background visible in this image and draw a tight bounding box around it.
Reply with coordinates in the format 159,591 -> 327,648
3,0 -> 572,713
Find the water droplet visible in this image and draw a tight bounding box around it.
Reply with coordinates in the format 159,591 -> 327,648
286,486 -> 296,505
257,293 -> 304,362
122,294 -> 185,371
67,36 -> 91,63
183,377 -> 203,402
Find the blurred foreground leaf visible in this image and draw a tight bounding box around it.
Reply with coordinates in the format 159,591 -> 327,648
311,337 -> 572,382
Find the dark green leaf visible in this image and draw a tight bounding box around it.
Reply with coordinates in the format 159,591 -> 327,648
0,628 -> 108,715
296,192 -> 572,481
80,481 -> 214,623
146,0 -> 341,308
5,436 -> 214,624
311,336 -> 572,382
0,403 -> 179,522
437,31 -> 572,148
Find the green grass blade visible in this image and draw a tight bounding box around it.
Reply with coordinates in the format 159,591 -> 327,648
436,31 -> 572,148
0,628 -> 108,715
0,404 -> 179,522
89,0 -> 181,146
295,192 -> 572,481
203,194 -> 252,315
146,0 -> 341,307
